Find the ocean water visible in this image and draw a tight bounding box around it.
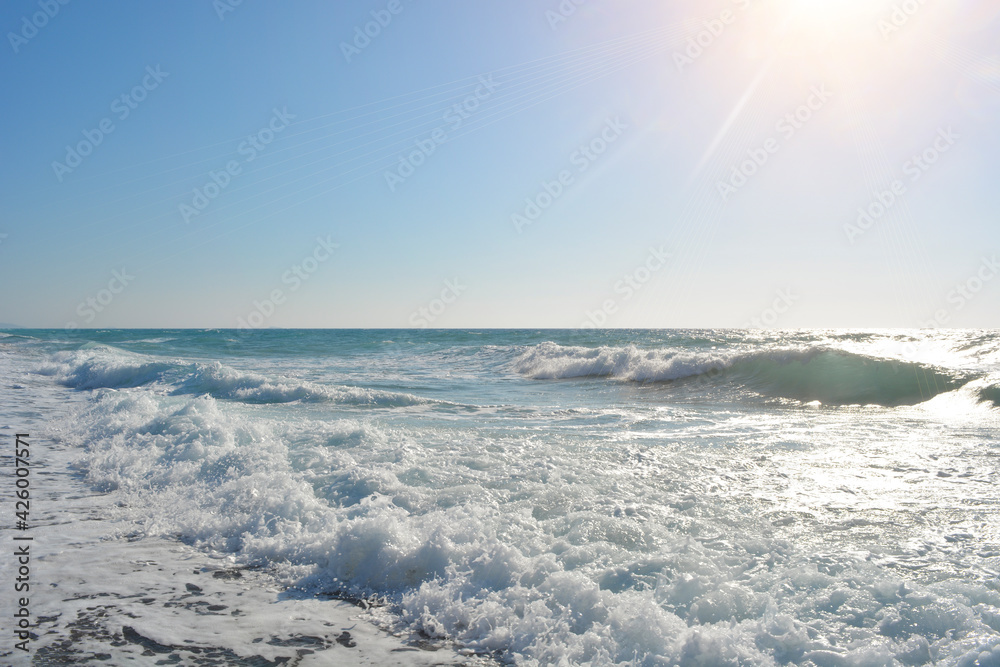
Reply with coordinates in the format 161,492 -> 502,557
2,328 -> 1000,665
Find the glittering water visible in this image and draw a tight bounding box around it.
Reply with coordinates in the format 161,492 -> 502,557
2,328 -> 999,665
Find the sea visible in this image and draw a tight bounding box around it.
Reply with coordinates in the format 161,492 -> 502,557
1,328 -> 999,666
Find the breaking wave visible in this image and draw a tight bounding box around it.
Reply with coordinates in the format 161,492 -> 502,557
513,343 -> 971,406
39,347 -> 431,407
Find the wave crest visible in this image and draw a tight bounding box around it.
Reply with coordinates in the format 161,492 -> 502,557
174,361 -> 428,407
513,343 -> 969,406
39,349 -> 173,389
40,347 -> 429,407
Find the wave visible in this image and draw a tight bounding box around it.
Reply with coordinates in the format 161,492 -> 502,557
39,349 -> 174,390
62,366 -> 1000,667
512,343 -> 971,406
28,332 -> 1000,665
172,361 -> 429,407
974,375 -> 1000,407
39,347 -> 430,407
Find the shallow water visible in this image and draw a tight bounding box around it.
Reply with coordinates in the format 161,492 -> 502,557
2,329 -> 999,665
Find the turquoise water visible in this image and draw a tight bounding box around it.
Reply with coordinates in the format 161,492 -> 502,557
2,329 -> 1000,665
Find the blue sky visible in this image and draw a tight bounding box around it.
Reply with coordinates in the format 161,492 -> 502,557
1,0 -> 999,329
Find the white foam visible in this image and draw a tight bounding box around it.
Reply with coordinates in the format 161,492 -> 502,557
9,335 -> 1000,665
57,385 -> 1000,665
39,346 -> 432,407
511,341 -> 741,381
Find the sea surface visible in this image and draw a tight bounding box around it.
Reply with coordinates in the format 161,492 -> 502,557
1,329 -> 999,665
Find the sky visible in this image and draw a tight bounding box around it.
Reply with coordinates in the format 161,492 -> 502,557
1,0 -> 999,329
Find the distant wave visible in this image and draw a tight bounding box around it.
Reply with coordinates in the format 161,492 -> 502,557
40,347 -> 431,407
0,332 -> 39,342
512,342 -> 972,407
172,361 -> 429,407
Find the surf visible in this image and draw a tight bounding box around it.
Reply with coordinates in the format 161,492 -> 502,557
512,342 -> 973,406
38,346 -> 432,407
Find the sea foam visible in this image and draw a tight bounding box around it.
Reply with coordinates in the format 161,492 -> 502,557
512,342 -> 972,406
14,330 -> 1000,665
40,346 -> 431,407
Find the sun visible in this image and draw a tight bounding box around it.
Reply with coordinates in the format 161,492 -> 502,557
760,0 -> 886,44
783,0 -> 879,24
754,0 -> 893,73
